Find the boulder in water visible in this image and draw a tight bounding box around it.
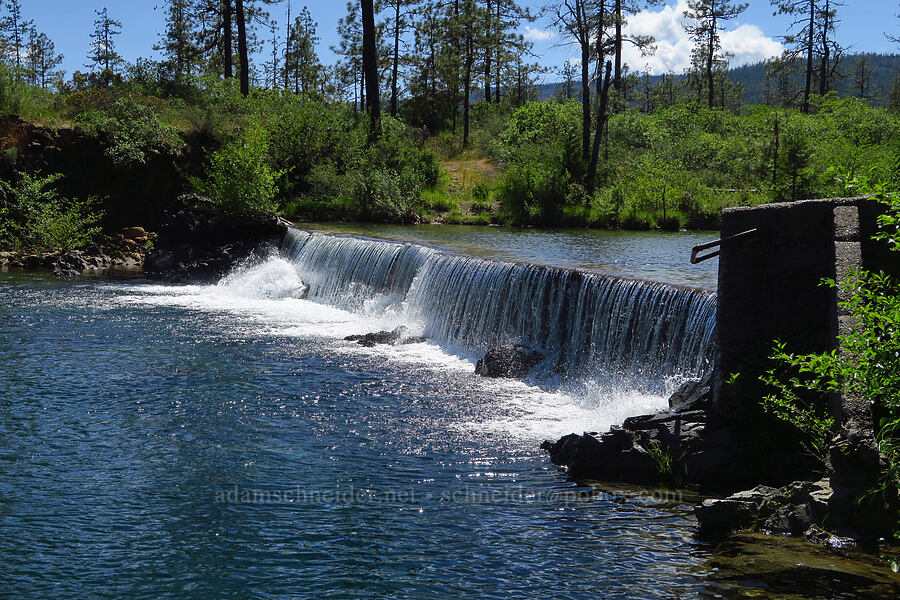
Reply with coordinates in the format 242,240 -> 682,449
344,326 -> 425,347
475,345 -> 543,378
668,373 -> 712,412
540,429 -> 657,483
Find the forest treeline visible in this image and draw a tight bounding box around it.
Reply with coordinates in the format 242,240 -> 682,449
0,0 -> 899,244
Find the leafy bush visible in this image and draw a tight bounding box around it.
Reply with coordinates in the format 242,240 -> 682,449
0,172 -> 102,251
76,96 -> 183,166
194,120 -> 280,217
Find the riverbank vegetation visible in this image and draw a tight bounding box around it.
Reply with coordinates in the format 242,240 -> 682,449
0,0 -> 899,248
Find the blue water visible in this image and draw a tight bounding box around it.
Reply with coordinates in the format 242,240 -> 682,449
2,231 -> 897,599
0,270 -> 711,599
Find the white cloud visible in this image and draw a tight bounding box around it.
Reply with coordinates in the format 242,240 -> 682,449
524,26 -> 554,42
720,24 -> 784,66
620,0 -> 782,75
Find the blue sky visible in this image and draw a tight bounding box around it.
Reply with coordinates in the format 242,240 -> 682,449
23,1 -> 900,82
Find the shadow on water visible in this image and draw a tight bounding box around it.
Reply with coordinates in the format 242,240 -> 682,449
694,533 -> 900,599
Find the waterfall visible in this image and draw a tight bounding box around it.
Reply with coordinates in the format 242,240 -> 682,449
282,228 -> 717,387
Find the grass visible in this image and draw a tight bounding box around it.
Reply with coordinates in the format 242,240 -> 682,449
423,157 -> 500,224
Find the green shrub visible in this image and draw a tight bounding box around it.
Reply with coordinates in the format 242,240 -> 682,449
0,172 -> 102,252
194,120 -> 281,217
76,96 -> 183,166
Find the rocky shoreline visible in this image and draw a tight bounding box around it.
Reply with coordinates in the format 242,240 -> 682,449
540,373 -> 895,547
0,226 -> 153,277
0,195 -> 289,283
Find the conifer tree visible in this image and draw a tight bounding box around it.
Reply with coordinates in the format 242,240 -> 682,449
682,0 -> 747,109
87,7 -> 123,85
285,6 -> 322,94
377,0 -> 416,117
1,0 -> 33,78
771,0 -> 844,112
333,2 -> 364,109
155,0 -> 199,78
26,27 -> 63,88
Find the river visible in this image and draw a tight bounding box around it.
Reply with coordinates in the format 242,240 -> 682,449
1,226 -> 896,599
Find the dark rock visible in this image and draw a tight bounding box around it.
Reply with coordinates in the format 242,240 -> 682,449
475,345 -> 544,378
696,479 -> 838,537
542,429 -> 657,483
696,485 -> 779,534
345,326 -> 416,347
804,525 -> 856,549
541,396 -> 744,489
145,196 -> 288,283
23,254 -> 42,269
668,373 -> 712,412
402,336 -> 427,345
764,503 -> 813,535
52,266 -> 81,278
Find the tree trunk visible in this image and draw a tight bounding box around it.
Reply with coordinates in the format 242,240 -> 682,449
224,0 -> 233,79
463,24 -> 474,146
818,0 -> 830,96
284,2 -> 292,89
707,14 -> 715,108
803,0 -> 815,113
494,0 -> 501,102
614,0 -> 622,91
391,2 -> 400,116
580,37 -> 591,164
362,0 -> 381,140
587,62 -> 612,192
484,0 -> 492,103
236,0 -> 249,96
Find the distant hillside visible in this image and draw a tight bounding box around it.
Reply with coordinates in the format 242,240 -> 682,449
536,53 -> 900,107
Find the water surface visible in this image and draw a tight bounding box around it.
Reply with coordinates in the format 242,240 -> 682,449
297,223 -> 719,290
1,230 -> 897,599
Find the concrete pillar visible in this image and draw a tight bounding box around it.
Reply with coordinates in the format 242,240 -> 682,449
713,199 -> 841,414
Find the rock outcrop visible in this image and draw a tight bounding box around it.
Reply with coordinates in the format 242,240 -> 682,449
475,345 -> 544,378
144,195 -> 289,282
0,114 -> 189,231
541,374 -> 742,487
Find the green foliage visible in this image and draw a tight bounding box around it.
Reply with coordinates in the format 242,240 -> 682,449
76,96 -> 183,166
492,97 -> 899,227
193,120 -> 280,217
0,172 -> 102,252
646,441 -> 688,488
759,341 -> 838,463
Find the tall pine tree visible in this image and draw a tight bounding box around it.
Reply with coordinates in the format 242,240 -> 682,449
87,7 -> 124,86
683,0 -> 747,109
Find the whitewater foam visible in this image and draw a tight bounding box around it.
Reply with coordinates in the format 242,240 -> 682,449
112,231 -> 716,440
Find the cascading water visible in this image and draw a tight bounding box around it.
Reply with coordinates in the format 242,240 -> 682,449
281,228 -> 717,393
